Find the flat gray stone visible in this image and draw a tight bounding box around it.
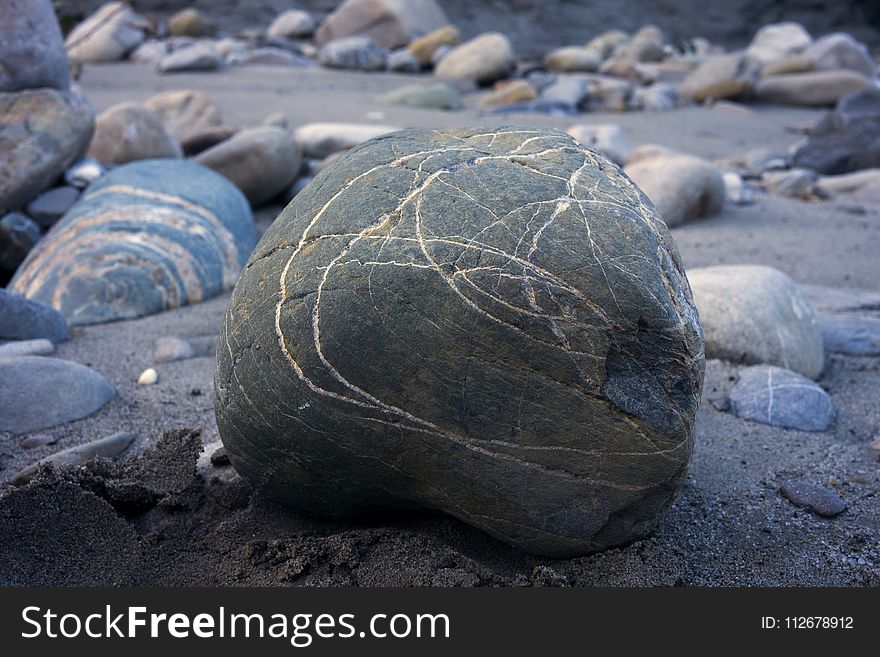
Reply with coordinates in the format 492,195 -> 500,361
24,186 -> 80,229
0,339 -> 55,358
780,480 -> 846,517
0,289 -> 67,342
729,365 -> 833,432
0,356 -> 115,433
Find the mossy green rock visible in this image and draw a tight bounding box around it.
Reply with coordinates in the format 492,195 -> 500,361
216,126 -> 705,557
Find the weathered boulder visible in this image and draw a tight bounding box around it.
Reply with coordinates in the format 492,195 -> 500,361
624,153 -> 725,227
0,0 -> 70,93
407,24 -> 459,67
196,127 -> 302,206
745,22 -> 812,64
0,356 -> 115,433
215,126 -> 705,558
687,265 -> 824,379
65,1 -> 148,63
755,70 -> 871,107
804,32 -> 875,77
167,8 -> 215,38
9,159 -> 255,325
435,32 -> 514,85
267,9 -> 316,40
0,288 -> 67,342
792,88 -> 880,175
315,0 -> 449,50
293,122 -> 400,159
87,102 -> 182,165
142,90 -> 224,144
679,54 -> 762,102
318,36 -> 388,71
729,365 -> 833,432
0,88 -> 95,212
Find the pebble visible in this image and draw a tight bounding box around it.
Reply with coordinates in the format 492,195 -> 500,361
434,32 -> 514,84
24,186 -> 80,229
10,431 -> 136,486
138,368 -> 158,385
64,158 -> 105,189
158,42 -> 223,73
152,337 -> 195,364
780,481 -> 846,517
87,102 -> 182,165
266,9 -> 316,40
729,365 -> 834,432
20,434 -> 57,450
64,2 -> 148,63
387,49 -> 420,73
0,338 -> 55,358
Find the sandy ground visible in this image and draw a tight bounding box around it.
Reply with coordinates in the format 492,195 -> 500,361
1,63 -> 878,586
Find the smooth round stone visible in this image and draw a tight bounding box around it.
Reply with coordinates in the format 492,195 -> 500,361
0,0 -> 70,93
0,289 -> 67,342
729,365 -> 833,432
780,480 -> 846,517
215,126 -> 705,558
0,338 -> 55,358
88,102 -> 182,165
434,32 -> 514,84
0,356 -> 115,433
9,159 -> 256,326
25,186 -> 80,229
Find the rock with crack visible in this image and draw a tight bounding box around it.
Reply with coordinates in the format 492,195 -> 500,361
215,126 -> 705,558
9,159 -> 256,325
729,365 -> 833,432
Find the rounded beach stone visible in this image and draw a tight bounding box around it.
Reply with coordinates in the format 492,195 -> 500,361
729,365 -> 833,432
87,102 -> 183,165
215,126 -> 705,557
9,159 -> 256,326
0,0 -> 70,93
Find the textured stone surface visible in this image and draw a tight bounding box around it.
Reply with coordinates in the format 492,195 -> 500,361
315,0 -> 450,50
792,88 -> 880,175
318,36 -> 388,71
624,153 -> 725,227
0,88 -> 95,213
0,356 -> 115,433
0,0 -> 70,93
780,480 -> 846,517
688,265 -> 824,379
729,365 -> 833,431
65,1 -> 148,63
215,126 -> 705,558
0,289 -> 67,343
9,159 -> 255,326
435,32 -> 515,84
195,127 -> 301,206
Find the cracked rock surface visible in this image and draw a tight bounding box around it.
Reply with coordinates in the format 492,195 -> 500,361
216,126 -> 705,557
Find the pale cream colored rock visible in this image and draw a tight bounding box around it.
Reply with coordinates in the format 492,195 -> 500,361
138,368 -> 158,385
434,32 -> 514,84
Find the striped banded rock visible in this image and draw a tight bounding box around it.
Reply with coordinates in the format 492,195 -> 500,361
216,126 -> 705,557
10,159 -> 255,325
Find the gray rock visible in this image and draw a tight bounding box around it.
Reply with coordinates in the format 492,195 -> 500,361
430,43 -> 453,67
801,284 -> 880,357
0,339 -> 55,358
804,32 -> 875,77
196,127 -> 302,206
87,102 -> 183,165
25,186 -> 80,229
9,159 -> 256,326
281,176 -> 313,204
0,213 -> 41,273
233,48 -> 312,68
566,124 -> 632,165
65,1 -> 148,63
64,158 -> 106,189
0,87 -> 95,213
729,365 -> 833,431
318,36 -> 388,71
152,336 -> 195,363
130,40 -> 169,64
0,289 -> 67,342
293,122 -> 400,159
780,480 -> 846,517
215,126 -> 705,558
632,82 -> 677,112
267,9 -> 316,39
0,356 -> 115,434
0,0 -> 70,93
158,42 -> 223,73
378,82 -> 462,110
387,49 -> 421,73
539,75 -> 590,111
19,433 -> 57,449
10,432 -> 136,485
619,25 -> 666,63
792,88 -> 880,175
687,265 -> 825,379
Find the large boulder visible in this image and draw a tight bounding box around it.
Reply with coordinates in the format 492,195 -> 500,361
65,1 -> 148,63
745,22 -> 812,64
142,90 -> 224,144
315,0 -> 449,50
792,88 -> 880,175
687,265 -> 824,379
195,127 -> 302,206
679,54 -> 762,103
9,159 -> 256,326
0,0 -> 70,93
755,70 -> 870,107
0,356 -> 115,433
0,88 -> 95,213
804,32 -> 875,77
434,32 -> 514,85
87,102 -> 182,165
624,153 -> 725,227
215,126 -> 705,558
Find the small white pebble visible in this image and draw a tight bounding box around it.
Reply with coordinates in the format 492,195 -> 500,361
138,367 -> 158,385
